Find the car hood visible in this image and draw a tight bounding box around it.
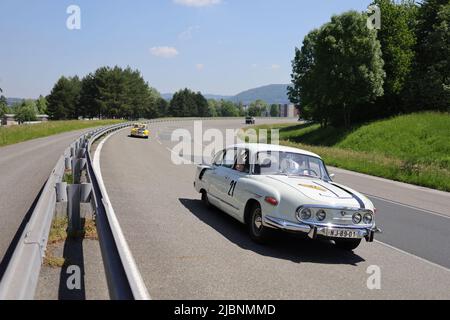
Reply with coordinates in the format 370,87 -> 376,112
266,175 -> 368,208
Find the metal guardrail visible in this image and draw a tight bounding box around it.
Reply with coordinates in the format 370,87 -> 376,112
0,153 -> 66,300
0,122 -> 137,300
0,117 -> 266,300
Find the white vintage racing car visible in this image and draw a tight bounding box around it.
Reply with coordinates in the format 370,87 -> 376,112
194,143 -> 380,251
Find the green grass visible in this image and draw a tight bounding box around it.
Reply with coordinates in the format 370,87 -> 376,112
63,171 -> 74,184
45,217 -> 98,268
0,119 -> 125,147
247,112 -> 450,192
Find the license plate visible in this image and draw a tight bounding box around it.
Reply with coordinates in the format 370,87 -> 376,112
326,228 -> 359,239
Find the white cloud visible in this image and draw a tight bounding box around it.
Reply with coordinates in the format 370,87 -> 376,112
196,64 -> 205,71
271,64 -> 281,70
179,26 -> 200,41
251,64 -> 258,68
174,0 -> 221,7
150,46 -> 179,58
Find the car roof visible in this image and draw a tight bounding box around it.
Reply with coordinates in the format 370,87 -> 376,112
226,143 -> 322,159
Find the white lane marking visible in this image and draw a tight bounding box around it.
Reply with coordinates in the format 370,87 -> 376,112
367,194 -> 450,220
166,147 -> 194,165
375,240 -> 450,273
94,128 -> 151,300
330,166 -> 450,198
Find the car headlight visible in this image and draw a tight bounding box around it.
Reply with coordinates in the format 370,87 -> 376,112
352,212 -> 362,224
316,209 -> 326,221
297,208 -> 312,221
363,213 -> 373,224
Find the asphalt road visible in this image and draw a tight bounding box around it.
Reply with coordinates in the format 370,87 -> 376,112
100,119 -> 450,299
0,129 -> 90,278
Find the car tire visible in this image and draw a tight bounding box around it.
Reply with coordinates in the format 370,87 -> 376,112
201,191 -> 211,208
248,203 -> 270,244
334,239 -> 361,251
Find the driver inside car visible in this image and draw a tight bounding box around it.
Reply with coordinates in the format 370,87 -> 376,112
280,158 -> 301,175
235,150 -> 250,173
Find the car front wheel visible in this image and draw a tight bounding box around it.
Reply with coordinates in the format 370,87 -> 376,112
334,239 -> 361,251
201,190 -> 211,208
248,203 -> 270,244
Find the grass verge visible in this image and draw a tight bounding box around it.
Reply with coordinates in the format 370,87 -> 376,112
44,217 -> 99,268
246,112 -> 450,192
0,119 -> 125,147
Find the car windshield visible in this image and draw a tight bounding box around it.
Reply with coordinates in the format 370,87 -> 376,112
255,151 -> 330,180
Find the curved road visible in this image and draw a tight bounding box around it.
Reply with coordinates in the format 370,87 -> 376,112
0,129 -> 91,278
100,119 -> 450,299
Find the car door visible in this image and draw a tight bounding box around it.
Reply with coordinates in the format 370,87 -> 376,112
212,148 -> 238,212
206,150 -> 226,208
218,148 -> 250,218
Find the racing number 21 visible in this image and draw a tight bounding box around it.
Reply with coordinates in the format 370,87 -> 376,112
228,180 -> 237,197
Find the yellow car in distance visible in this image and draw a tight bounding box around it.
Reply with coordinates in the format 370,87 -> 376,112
130,123 -> 150,139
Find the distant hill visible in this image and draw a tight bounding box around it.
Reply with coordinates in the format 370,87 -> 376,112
6,97 -> 25,106
161,93 -> 232,101
231,84 -> 290,105
162,84 -> 291,105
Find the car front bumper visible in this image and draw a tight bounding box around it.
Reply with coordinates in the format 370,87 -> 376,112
263,216 -> 381,242
131,132 -> 149,137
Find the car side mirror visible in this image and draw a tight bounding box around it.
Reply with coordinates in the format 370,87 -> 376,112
329,173 -> 336,179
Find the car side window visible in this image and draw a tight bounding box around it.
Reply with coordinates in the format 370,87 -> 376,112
234,149 -> 250,173
222,148 -> 237,169
212,150 -> 225,166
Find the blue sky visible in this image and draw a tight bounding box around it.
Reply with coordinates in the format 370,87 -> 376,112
0,0 -> 370,98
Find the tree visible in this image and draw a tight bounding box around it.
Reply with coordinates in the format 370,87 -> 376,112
47,76 -> 81,120
371,0 -> 418,115
36,95 -> 48,114
407,0 -> 450,111
207,99 -> 219,117
194,92 -> 210,117
0,95 -> 8,117
219,100 -> 240,117
288,29 -> 326,124
15,100 -> 37,123
270,104 -> 280,117
77,66 -> 159,119
156,97 -> 169,118
169,89 -> 210,117
290,12 -> 385,127
248,100 -> 268,117
170,89 -> 198,117
237,102 -> 246,116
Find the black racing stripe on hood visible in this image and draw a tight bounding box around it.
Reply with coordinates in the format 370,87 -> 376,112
330,183 -> 365,209
312,181 -> 341,197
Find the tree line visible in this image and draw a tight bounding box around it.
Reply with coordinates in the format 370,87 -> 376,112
41,66 -> 275,120
288,0 -> 449,128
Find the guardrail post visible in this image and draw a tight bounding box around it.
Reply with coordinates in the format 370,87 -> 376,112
80,183 -> 92,203
67,184 -> 81,232
56,182 -> 68,202
65,157 -> 72,170
73,158 -> 87,184
55,182 -> 68,219
77,147 -> 86,159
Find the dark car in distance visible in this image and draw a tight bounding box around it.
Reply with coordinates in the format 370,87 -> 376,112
246,117 -> 256,125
